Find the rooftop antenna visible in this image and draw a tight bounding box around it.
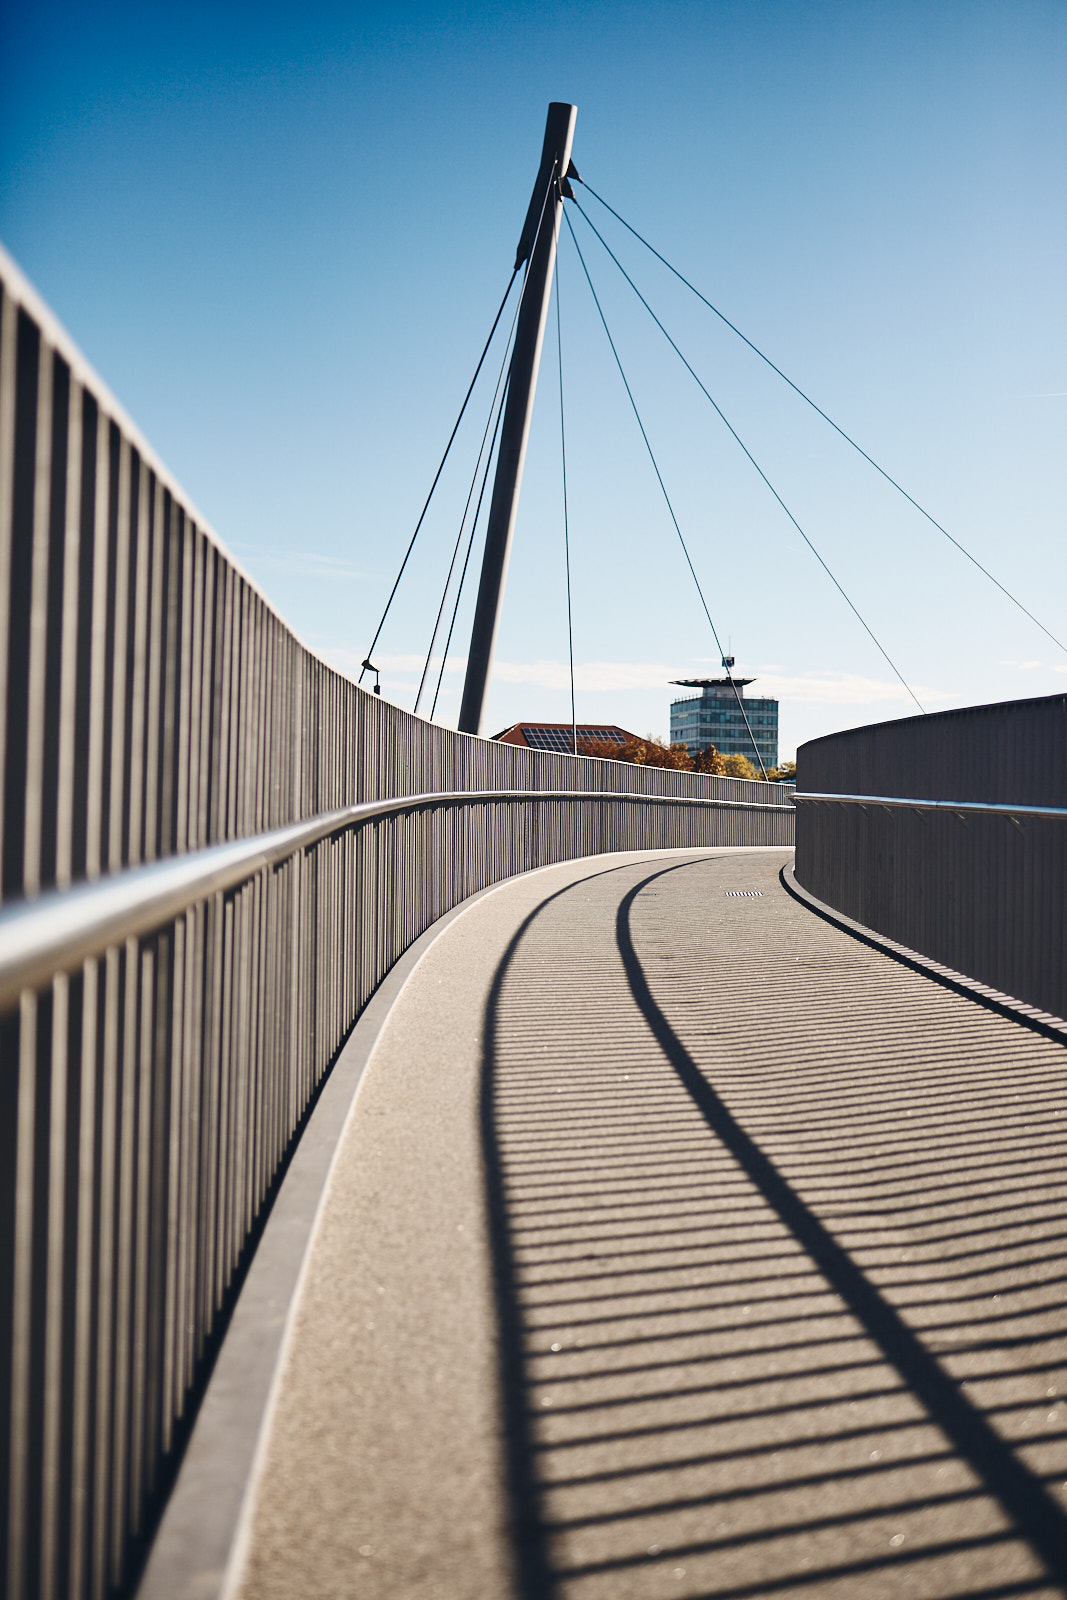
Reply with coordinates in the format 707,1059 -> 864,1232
458,102 -> 578,735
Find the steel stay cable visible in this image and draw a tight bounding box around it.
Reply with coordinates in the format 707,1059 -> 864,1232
426,163 -> 562,723
359,265 -> 520,686
571,198 -> 925,716
576,181 -> 1067,659
429,361 -> 510,719
414,281 -> 524,714
563,209 -> 771,778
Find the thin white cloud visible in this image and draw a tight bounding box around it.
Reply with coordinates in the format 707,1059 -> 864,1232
496,660 -> 679,692
231,544 -> 373,581
320,650 -> 951,705
333,657 -> 680,692
321,649 -> 463,676
751,671 -> 948,705
467,658 -> 947,704
379,653 -> 466,674
680,661 -> 933,703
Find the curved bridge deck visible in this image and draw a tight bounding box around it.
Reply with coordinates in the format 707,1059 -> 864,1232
214,848 -> 1066,1599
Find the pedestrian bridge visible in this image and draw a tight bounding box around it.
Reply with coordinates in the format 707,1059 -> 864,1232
143,846 -> 1067,1600
1,240 -> 1066,1598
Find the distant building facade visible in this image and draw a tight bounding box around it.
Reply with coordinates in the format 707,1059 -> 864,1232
493,722 -> 639,754
669,677 -> 778,771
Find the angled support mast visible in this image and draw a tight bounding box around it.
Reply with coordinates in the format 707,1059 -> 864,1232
458,101 -> 577,735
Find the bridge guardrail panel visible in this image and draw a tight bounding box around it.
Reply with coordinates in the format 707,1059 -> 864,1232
794,696 -> 1067,1022
0,249 -> 795,1600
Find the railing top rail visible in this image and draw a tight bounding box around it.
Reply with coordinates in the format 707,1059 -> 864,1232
0,786 -> 794,1011
797,690 -> 1067,750
794,791 -> 1067,820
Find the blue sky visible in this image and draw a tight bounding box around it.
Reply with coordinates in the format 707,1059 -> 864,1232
3,0 -> 1064,758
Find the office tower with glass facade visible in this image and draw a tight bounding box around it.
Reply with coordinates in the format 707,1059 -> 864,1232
669,676 -> 779,771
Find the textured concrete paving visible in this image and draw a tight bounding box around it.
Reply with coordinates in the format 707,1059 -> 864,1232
234,848 -> 1067,1599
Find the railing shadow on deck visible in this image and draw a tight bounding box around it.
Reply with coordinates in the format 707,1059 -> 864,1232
479,858 -> 1067,1598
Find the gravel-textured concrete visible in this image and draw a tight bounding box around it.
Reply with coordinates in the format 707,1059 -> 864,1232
233,848 -> 1067,1600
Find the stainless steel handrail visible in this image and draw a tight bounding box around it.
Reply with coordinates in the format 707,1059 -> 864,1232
793,791 -> 1067,820
0,786 -> 794,1011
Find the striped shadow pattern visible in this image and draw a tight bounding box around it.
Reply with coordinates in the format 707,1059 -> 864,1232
482,851 -> 1067,1598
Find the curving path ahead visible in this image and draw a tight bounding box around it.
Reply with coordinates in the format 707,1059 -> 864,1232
219,847 -> 1067,1599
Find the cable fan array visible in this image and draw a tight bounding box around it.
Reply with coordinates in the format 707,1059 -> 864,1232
360,174 -> 1066,763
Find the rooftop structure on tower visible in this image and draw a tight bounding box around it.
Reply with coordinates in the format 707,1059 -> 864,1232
669,661 -> 779,772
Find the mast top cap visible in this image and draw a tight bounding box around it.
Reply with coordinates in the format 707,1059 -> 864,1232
514,102 -> 577,268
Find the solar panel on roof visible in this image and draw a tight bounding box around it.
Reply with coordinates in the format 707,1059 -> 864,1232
520,726 -> 627,752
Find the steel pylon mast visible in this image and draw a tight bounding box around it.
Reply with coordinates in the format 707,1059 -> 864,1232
457,101 -> 577,736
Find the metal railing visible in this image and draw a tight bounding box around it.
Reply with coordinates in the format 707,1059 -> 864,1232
794,700 -> 1067,1023
0,248 -> 794,1600
797,693 -> 1067,807
0,785 -> 791,1011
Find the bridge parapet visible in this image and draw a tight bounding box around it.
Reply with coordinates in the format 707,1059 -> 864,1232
794,695 -> 1066,1023
0,250 -> 793,1600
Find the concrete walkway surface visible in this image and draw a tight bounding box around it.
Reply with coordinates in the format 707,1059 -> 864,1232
228,847 -> 1067,1600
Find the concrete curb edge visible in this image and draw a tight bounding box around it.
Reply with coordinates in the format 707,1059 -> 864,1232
134,867 -> 533,1600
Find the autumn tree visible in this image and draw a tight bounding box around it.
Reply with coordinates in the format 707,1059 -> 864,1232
575,734 -> 688,768
720,752 -> 757,779
691,744 -> 726,775
573,733 -> 774,782
613,735 -> 693,769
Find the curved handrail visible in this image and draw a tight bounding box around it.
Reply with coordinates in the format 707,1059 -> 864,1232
0,786 -> 793,1010
793,791 -> 1067,820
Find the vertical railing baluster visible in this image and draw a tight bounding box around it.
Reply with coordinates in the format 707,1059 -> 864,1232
0,284 -> 20,888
